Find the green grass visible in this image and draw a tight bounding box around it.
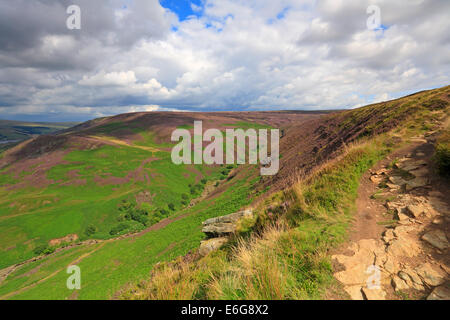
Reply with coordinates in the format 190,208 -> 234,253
0,135 -> 222,269
434,129 -> 450,178
0,167 -> 259,299
118,135 -> 394,300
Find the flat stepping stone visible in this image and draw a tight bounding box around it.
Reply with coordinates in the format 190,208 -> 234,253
422,230 -> 449,250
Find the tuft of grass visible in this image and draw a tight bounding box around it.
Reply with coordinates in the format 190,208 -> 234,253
434,129 -> 450,178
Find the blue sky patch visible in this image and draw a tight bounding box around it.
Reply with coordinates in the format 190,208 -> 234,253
160,0 -> 204,21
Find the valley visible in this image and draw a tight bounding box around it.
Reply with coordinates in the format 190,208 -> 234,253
0,86 -> 449,300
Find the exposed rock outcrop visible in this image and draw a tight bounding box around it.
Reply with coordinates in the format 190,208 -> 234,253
202,210 -> 253,237
199,209 -> 253,256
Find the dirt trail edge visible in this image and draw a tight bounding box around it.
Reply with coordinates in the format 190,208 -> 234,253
331,132 -> 450,300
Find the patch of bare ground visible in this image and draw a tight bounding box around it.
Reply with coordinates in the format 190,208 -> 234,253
331,133 -> 450,300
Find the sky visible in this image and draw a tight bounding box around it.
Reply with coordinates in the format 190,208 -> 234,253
0,0 -> 449,122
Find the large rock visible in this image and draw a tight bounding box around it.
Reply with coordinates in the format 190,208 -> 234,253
398,270 -> 425,291
202,210 -> 252,226
405,177 -> 429,191
202,210 -> 253,236
389,176 -> 407,186
427,285 -> 450,300
406,204 -> 426,218
387,236 -> 421,258
416,263 -> 446,287
421,230 -> 449,250
397,159 -> 427,171
199,237 -> 228,256
202,223 -> 236,236
409,167 -> 428,177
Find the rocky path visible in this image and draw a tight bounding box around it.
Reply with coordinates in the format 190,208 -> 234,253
332,133 -> 449,300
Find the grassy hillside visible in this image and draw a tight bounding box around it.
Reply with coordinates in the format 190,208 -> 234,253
118,86 -> 449,300
0,111 -> 300,299
0,86 -> 448,300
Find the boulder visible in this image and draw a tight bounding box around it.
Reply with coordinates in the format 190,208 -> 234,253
202,223 -> 236,236
416,263 -> 446,287
405,177 -> 429,191
199,237 -> 229,256
387,236 -> 421,258
427,286 -> 450,300
389,176 -> 407,186
406,204 -> 425,218
421,230 -> 449,250
409,167 -> 428,177
202,210 -> 253,236
202,210 -> 252,226
397,159 -> 426,171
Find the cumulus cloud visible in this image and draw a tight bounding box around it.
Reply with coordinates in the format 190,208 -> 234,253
0,0 -> 449,121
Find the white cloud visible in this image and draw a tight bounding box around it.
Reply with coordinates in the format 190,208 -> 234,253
79,71 -> 137,86
0,0 -> 449,120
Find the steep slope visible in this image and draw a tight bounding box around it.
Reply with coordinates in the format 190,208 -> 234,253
117,85 -> 449,300
0,111 -> 325,269
0,85 -> 448,300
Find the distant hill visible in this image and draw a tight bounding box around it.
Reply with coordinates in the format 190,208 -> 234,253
0,120 -> 79,144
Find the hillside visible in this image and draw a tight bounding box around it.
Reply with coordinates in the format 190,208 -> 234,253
0,85 -> 448,300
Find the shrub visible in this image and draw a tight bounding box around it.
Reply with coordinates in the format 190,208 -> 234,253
43,246 -> 56,255
201,178 -> 207,184
168,203 -> 175,211
84,225 -> 97,236
110,223 -> 129,236
434,142 -> 450,177
33,244 -> 49,255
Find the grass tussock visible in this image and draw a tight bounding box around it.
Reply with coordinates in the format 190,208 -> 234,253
434,128 -> 450,178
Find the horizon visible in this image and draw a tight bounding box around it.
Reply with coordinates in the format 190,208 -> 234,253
0,0 -> 449,122
1,84 -> 444,123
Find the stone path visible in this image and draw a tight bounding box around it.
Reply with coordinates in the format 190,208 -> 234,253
332,133 -> 449,300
